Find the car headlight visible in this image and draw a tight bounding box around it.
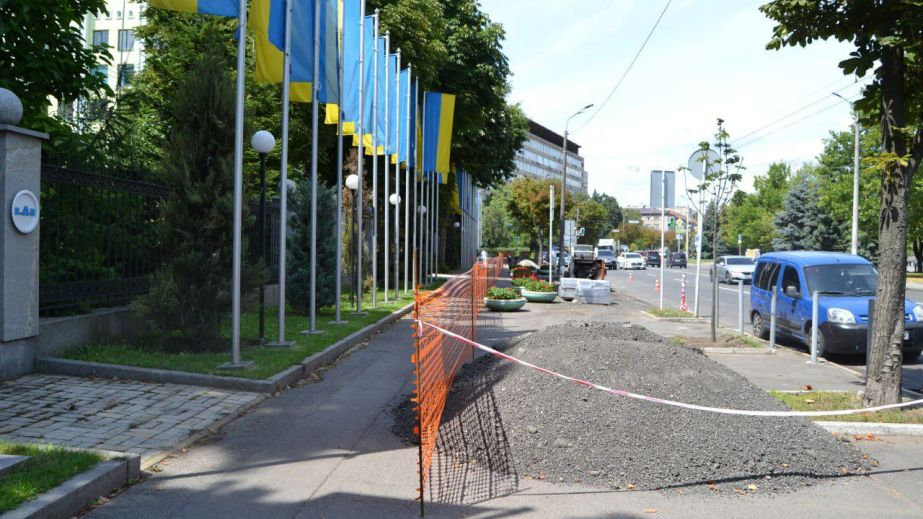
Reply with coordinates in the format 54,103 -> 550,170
827,307 -> 856,324
914,305 -> 923,322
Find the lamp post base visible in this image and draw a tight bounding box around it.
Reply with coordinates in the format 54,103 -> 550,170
328,320 -> 349,325
300,329 -> 326,336
217,360 -> 256,371
348,311 -> 367,317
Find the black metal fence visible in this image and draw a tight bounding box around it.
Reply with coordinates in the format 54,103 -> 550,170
40,161 -> 280,314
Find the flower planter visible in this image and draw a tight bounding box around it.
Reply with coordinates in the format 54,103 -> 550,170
520,289 -> 557,303
484,297 -> 526,312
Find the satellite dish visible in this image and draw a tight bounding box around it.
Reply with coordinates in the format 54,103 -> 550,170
687,148 -> 721,180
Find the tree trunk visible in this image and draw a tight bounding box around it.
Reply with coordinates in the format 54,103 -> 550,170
865,45 -> 910,407
711,218 -> 719,342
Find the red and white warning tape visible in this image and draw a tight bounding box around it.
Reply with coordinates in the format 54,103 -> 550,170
416,319 -> 923,418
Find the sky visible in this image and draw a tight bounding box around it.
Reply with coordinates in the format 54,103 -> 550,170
478,0 -> 864,208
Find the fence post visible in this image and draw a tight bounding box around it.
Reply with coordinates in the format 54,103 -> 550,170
810,291 -> 819,364
0,89 -> 47,380
769,288 -> 778,351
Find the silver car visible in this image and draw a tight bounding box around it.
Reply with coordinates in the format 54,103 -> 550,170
712,255 -> 756,284
617,252 -> 646,270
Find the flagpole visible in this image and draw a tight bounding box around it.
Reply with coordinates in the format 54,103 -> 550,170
393,49 -> 401,301
354,4 -> 366,315
403,67 -> 411,294
224,0 -> 250,370
268,0 -> 296,347
434,177 -> 439,279
303,0 -> 323,334
331,0 -> 347,325
371,11 -> 379,308
383,32 -> 390,303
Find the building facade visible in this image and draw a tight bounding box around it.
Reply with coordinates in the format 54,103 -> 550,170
512,119 -> 589,193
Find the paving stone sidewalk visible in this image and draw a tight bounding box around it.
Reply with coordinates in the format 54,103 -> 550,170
0,374 -> 261,462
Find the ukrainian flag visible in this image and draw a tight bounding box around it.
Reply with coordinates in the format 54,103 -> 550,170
396,68 -> 415,167
422,91 -> 456,180
149,0 -> 239,16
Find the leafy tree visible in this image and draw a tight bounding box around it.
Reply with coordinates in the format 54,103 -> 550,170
684,119 -> 743,340
591,190 -> 623,230
774,175 -> 841,251
287,180 -> 337,312
566,195 -> 609,245
134,43 -> 258,350
722,162 -> 793,252
0,0 -> 112,127
761,0 -> 923,405
507,177 -> 555,262
481,187 -> 515,249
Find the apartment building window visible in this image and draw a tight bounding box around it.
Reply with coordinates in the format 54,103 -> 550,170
118,29 -> 134,51
117,64 -> 135,87
92,30 -> 109,47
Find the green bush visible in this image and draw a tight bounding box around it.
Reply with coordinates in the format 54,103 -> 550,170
287,179 -> 337,312
486,287 -> 521,300
522,279 -> 556,293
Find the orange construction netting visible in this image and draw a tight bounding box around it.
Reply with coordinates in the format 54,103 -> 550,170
412,255 -> 503,509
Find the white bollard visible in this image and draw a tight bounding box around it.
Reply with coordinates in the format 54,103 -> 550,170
810,291 -> 819,364
738,279 -> 744,335
769,289 -> 778,351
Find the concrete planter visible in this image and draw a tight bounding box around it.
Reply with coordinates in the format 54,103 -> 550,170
521,289 -> 557,303
484,298 -> 526,312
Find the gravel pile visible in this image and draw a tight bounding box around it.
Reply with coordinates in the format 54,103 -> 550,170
395,321 -> 869,493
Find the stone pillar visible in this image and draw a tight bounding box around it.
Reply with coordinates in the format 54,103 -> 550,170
0,88 -> 47,380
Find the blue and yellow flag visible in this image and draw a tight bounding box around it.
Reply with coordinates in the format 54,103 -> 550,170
386,53 -> 398,160
250,0 -> 339,104
149,0 -> 238,16
326,0 -> 361,133
396,68 -> 415,167
422,92 -> 456,181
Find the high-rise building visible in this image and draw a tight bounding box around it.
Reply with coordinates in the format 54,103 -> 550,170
649,170 -> 675,209
512,119 -> 589,193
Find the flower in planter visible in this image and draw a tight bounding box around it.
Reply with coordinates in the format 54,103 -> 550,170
486,287 -> 522,300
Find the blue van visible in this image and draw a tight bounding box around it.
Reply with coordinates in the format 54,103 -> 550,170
750,251 -> 923,358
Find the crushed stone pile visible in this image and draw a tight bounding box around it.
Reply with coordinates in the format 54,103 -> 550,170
395,321 -> 869,493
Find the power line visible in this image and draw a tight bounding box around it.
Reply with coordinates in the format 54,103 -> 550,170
734,77 -> 869,144
573,0 -> 673,133
735,92 -> 862,150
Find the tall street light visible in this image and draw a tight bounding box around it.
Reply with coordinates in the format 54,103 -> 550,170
557,104 -> 594,277
833,92 -> 861,255
251,130 -> 276,344
346,173 -> 361,312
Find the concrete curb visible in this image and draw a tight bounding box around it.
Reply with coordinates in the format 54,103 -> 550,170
701,347 -> 774,355
1,450 -> 140,519
35,303 -> 415,394
639,311 -> 703,323
815,421 -> 923,437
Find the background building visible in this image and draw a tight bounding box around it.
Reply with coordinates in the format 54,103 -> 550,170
649,170 -> 675,209
512,119 -> 589,193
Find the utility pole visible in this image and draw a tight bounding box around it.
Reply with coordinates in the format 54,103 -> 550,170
557,104 -> 593,277
833,92 -> 861,255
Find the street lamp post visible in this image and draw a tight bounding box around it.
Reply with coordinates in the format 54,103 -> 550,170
833,92 -> 861,255
557,104 -> 593,277
346,173 -> 361,312
251,130 -> 276,344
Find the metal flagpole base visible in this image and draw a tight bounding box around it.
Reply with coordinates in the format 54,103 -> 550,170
328,320 -> 349,325
300,329 -> 326,336
348,311 -> 367,317
264,341 -> 296,349
217,360 -> 256,371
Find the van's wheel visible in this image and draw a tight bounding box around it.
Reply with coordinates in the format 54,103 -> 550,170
752,312 -> 769,340
906,350 -> 922,362
807,325 -> 827,358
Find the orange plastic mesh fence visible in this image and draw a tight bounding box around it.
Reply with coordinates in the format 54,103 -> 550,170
413,255 -> 503,503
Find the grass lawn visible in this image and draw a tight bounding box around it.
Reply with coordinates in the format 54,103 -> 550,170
647,308 -> 696,318
770,391 -> 923,424
0,441 -> 102,513
909,272 -> 923,280
672,334 -> 764,349
63,291 -> 417,380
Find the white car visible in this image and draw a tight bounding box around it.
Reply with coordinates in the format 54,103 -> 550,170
617,252 -> 646,270
712,255 -> 756,284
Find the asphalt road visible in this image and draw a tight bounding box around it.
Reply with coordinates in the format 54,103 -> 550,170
607,265 -> 923,391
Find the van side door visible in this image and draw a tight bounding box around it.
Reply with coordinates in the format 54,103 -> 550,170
778,264 -> 806,337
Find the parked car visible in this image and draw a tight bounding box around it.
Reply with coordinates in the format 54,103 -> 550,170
618,252 -> 646,270
597,249 -> 618,269
750,251 -> 923,358
667,252 -> 687,268
712,255 -> 756,284
645,250 -> 661,267
543,249 -> 571,270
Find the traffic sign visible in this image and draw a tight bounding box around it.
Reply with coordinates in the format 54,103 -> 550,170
577,227 -> 585,237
